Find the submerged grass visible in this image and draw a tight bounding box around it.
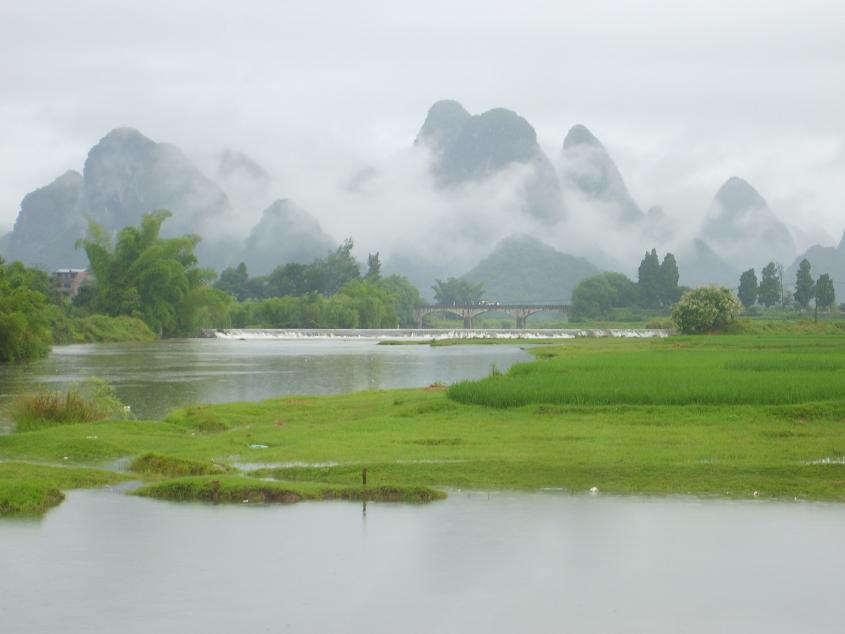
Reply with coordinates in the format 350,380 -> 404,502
134,475 -> 445,504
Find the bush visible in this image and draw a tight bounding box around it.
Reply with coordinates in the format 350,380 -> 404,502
12,378 -> 132,431
671,286 -> 742,334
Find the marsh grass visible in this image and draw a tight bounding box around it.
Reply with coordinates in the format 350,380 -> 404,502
129,453 -> 232,477
12,378 -> 130,432
134,475 -> 445,504
0,462 -> 127,515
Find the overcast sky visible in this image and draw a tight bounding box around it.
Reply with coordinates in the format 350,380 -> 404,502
2,0 -> 844,241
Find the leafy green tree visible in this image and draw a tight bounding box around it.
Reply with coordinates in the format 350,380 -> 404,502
658,253 -> 681,305
214,262 -> 250,301
307,238 -> 360,296
758,262 -> 781,308
637,249 -> 661,308
671,286 -> 742,334
378,274 -> 421,327
266,263 -> 309,297
338,280 -> 398,328
816,273 -> 835,311
571,273 -> 639,320
432,278 -> 484,306
0,258 -> 54,361
737,269 -> 758,309
794,259 -> 815,309
77,210 -> 229,336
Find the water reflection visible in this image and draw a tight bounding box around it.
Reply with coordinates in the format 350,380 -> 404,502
0,339 -> 530,421
0,489 -> 842,633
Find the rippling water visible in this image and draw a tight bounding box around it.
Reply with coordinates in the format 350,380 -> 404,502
0,338 -> 531,422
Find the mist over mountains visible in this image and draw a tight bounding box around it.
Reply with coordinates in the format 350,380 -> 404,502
2,99 -> 837,301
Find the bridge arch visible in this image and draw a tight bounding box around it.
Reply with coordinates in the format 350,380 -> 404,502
413,304 -> 569,329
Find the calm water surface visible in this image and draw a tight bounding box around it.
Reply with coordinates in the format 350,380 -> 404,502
0,338 -> 531,423
1,489 -> 842,633
1,338 -> 842,632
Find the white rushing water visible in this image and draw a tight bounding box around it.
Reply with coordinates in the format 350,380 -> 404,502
209,328 -> 670,340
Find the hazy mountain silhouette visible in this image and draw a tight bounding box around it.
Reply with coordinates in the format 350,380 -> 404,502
561,124 -> 643,223
462,233 -> 599,303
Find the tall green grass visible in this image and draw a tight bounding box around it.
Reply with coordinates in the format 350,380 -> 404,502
449,342 -> 845,408
12,378 -> 131,432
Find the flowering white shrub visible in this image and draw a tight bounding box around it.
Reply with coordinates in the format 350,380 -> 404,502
671,286 -> 742,334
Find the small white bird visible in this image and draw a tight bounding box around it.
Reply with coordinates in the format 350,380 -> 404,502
753,490 -> 760,497
589,486 -> 599,494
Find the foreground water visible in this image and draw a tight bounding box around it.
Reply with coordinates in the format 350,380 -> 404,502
0,338 -> 530,423
1,489 -> 842,633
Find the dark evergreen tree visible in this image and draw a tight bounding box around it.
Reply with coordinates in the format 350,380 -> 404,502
366,252 -> 382,281
816,273 -> 835,310
637,248 -> 661,308
658,252 -> 680,305
758,261 -> 781,308
737,268 -> 758,309
794,259 -> 815,309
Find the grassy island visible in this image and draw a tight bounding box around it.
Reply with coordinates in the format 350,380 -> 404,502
2,332 -> 845,515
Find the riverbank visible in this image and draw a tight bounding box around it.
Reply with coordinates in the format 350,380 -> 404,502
2,332 -> 845,515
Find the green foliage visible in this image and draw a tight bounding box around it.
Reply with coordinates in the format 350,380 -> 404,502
671,286 -> 742,334
758,262 -> 782,308
571,272 -> 639,320
76,210 -> 229,336
794,259 -> 815,309
12,378 -> 131,432
52,315 -> 156,344
432,277 -> 484,306
738,268 -> 758,308
638,249 -> 680,308
816,273 -> 836,311
637,249 -> 661,307
0,258 -> 54,362
658,252 -> 681,304
378,274 -> 422,327
214,262 -> 250,301
366,252 -> 382,281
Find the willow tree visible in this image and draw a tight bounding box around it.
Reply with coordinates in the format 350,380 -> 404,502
77,210 -> 231,336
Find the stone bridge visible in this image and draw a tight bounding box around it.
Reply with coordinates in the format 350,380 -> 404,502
413,304 -> 570,329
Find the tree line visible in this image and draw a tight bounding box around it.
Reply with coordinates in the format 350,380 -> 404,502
571,248 -> 681,320
737,260 -> 835,311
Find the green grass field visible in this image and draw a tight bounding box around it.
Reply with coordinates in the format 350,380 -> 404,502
2,332 -> 845,515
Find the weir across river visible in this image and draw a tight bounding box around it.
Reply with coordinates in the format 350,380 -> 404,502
413,304 -> 570,329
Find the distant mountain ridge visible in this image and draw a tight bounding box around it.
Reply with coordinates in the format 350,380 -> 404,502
701,176 -> 795,270
561,124 -> 643,224
462,234 -> 600,304
1,128 -> 334,273
239,199 -> 335,275
415,100 -> 563,223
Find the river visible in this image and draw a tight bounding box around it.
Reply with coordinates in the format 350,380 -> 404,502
0,337 -> 532,423
0,337 -> 842,632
